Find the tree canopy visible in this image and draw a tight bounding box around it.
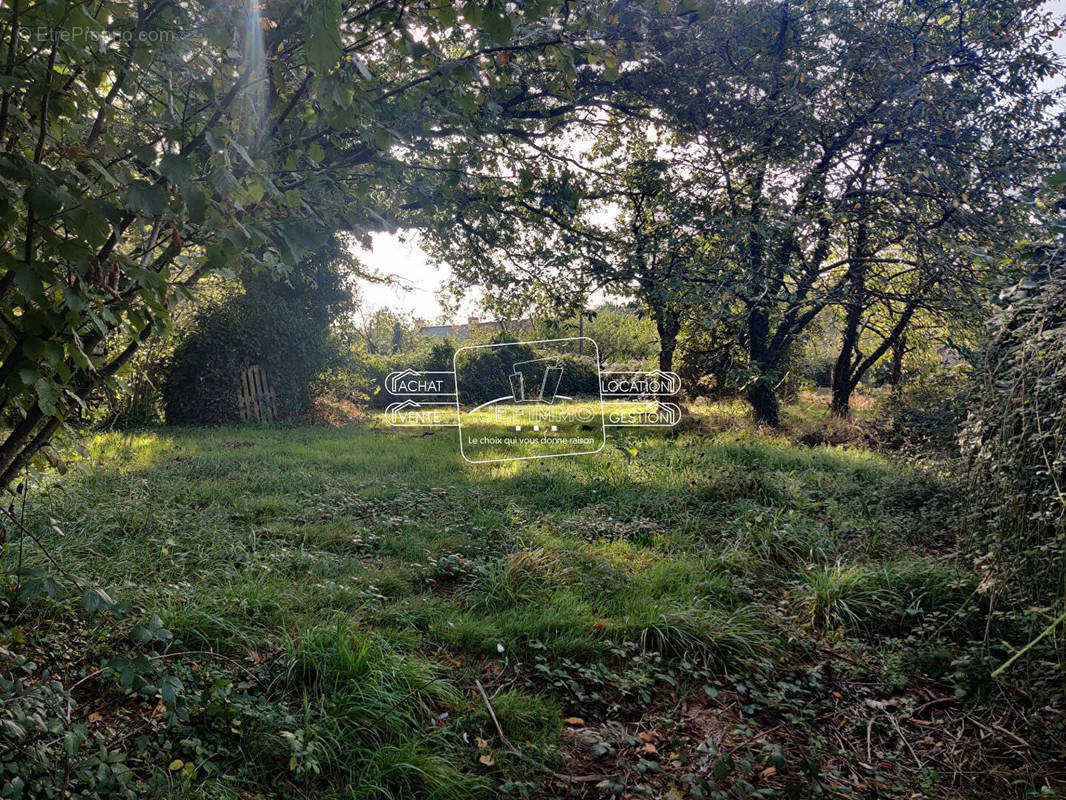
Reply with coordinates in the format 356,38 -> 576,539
0,0 -> 609,489
416,0 -> 1065,424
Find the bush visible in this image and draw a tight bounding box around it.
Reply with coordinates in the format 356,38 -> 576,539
454,341 -> 536,406
882,369 -> 973,451
162,242 -> 354,424
675,317 -> 747,399
961,250 -> 1066,607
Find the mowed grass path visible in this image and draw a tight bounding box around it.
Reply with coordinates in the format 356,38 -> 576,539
14,409 -> 962,798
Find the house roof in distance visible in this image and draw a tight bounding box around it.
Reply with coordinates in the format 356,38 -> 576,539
419,316 -> 531,339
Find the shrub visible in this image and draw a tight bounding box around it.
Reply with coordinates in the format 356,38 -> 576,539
881,370 -> 973,451
675,316 -> 747,399
162,241 -> 355,424
961,249 -> 1066,608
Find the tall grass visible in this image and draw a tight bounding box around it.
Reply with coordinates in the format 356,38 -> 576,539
271,622 -> 488,798
2,411 -> 968,796
796,558 -> 974,636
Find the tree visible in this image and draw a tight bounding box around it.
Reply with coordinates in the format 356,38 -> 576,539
0,0 -> 600,491
631,0 -> 1063,425
421,127 -> 719,375
594,152 -> 714,374
350,308 -> 418,356
416,0 -> 1063,425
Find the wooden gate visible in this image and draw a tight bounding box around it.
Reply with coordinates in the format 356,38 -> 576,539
237,364 -> 277,423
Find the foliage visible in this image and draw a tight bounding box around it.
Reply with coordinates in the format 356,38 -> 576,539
161,241 -> 355,424
961,244 -> 1066,610
454,338 -> 538,406
0,612 -> 489,799
418,0 -> 1064,426
0,0 -> 600,491
347,308 -> 421,357
1,637 -> 144,799
674,310 -> 749,399
796,559 -> 974,637
93,277 -> 238,428
530,304 -> 660,368
882,367 -> 974,452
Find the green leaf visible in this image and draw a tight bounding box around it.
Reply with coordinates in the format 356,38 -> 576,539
81,587 -> 115,614
245,178 -> 265,203
62,285 -> 87,312
23,338 -> 46,359
205,239 -> 239,270
603,53 -> 619,81
18,366 -> 39,387
44,341 -> 63,366
65,206 -> 112,247
462,2 -> 483,26
56,240 -> 93,263
433,3 -> 457,27
483,6 -> 513,45
208,165 -> 240,197
0,75 -> 28,91
123,181 -> 167,216
1045,169 -> 1066,188
25,185 -> 62,217
34,378 -> 60,415
13,264 -> 44,301
67,341 -> 91,370
305,0 -> 343,74
183,184 -> 208,224
160,153 -> 196,183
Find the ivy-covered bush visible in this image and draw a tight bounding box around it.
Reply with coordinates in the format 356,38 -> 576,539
161,243 -> 354,424
961,244 -> 1066,605
451,339 -> 602,406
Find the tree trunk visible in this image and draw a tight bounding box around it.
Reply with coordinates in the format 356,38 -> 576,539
747,380 -> 780,428
658,332 -> 676,374
746,303 -> 781,426
889,333 -> 906,389
830,214 -> 870,418
829,378 -> 853,418
654,309 -> 680,374
830,300 -> 862,418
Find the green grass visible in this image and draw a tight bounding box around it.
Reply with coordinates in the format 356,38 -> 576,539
2,404 -> 974,798
795,558 -> 975,636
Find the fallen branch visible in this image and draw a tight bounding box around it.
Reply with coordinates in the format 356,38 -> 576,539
474,679 -> 606,785
887,713 -> 923,769
964,714 -> 1031,752
991,610 -> 1066,678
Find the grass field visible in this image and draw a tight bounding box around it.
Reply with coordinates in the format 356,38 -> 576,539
2,402 -> 1062,798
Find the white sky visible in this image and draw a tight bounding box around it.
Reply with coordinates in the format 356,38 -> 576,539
351,3 -> 1066,324
349,232 -> 481,325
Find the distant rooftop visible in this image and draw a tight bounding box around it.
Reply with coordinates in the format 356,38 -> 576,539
419,316 -> 531,339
